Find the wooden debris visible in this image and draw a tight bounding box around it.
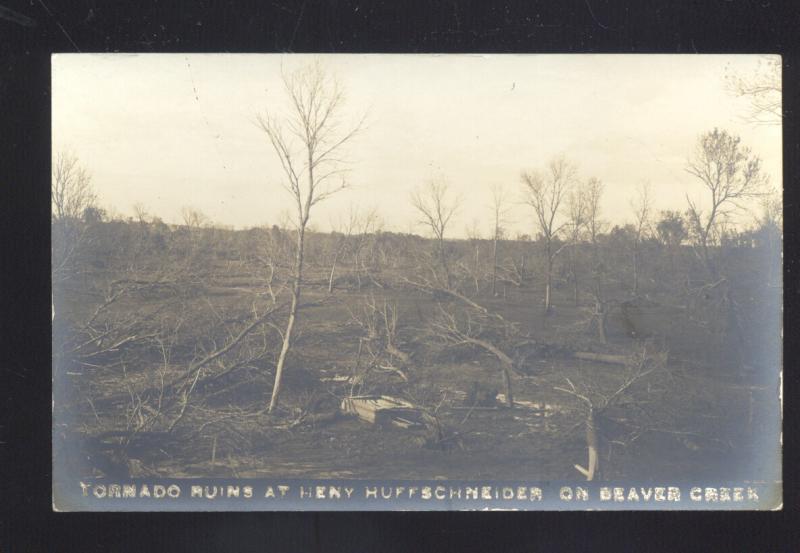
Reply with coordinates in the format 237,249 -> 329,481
496,395 -> 561,413
340,395 -> 424,428
320,375 -> 353,383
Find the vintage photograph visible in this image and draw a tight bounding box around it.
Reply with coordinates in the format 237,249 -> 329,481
52,54 -> 782,510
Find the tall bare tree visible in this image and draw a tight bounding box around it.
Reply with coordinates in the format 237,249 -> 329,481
685,128 -> 768,278
630,181 -> 652,297
411,178 -> 461,290
583,177 -> 608,342
489,183 -> 510,297
257,61 -> 364,413
521,156 -> 576,314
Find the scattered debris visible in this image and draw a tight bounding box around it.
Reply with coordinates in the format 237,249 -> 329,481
340,395 -> 424,429
496,394 -> 562,414
320,374 -> 353,383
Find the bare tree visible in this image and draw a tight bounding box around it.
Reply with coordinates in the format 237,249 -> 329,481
555,344 -> 666,481
584,177 -> 605,246
581,177 -> 610,341
52,151 -> 96,222
410,178 -> 461,290
349,207 -> 380,291
132,203 -> 150,225
521,156 -> 576,314
349,294 -> 411,377
465,219 -> 483,295
684,129 -> 769,374
489,184 -> 511,296
52,151 -> 97,283
257,60 -> 364,413
630,181 -> 652,297
685,128 -> 768,278
429,305 -> 517,408
181,206 -> 209,229
726,55 -> 782,126
564,186 -> 587,305
327,206 -> 360,293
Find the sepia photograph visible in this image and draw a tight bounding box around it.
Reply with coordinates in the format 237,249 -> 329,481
51,53 -> 782,510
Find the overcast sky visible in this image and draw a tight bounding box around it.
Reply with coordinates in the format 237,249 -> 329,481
52,54 -> 781,238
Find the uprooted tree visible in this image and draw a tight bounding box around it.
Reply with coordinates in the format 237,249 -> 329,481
428,302 -> 521,408
555,344 -> 669,481
257,60 -> 365,413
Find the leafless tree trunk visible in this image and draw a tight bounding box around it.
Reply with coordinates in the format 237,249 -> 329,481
411,178 -> 461,290
565,186 -> 587,306
491,238 -> 499,296
257,60 -> 364,413
465,219 -> 482,295
522,157 -> 575,314
594,293 -> 608,344
350,207 -> 379,291
328,206 -> 372,293
489,184 -> 510,297
630,182 -> 652,297
327,254 -> 340,293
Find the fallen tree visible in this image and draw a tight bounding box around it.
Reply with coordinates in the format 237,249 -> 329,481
429,304 -> 518,408
554,344 -> 667,481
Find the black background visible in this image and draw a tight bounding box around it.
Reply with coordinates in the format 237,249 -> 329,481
1,0 -> 798,551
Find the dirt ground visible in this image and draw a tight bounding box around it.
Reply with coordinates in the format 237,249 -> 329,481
54,269 -> 779,483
